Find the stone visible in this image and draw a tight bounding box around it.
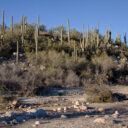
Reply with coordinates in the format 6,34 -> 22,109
61,114 -> 67,119
57,107 -> 63,112
64,107 -> 67,112
75,101 -> 80,106
35,109 -> 46,118
85,115 -> 90,118
53,108 -> 57,112
98,107 -> 104,112
80,106 -> 87,111
104,115 -> 110,119
1,121 -> 7,125
74,105 -> 79,109
28,109 -> 46,118
35,121 -> 40,125
112,110 -> 119,118
12,119 -> 18,124
5,111 -> 16,117
93,118 -> 106,124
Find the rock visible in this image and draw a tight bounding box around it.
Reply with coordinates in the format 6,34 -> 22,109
35,109 -> 46,118
53,108 -> 57,112
57,107 -> 63,112
35,121 -> 40,125
85,115 -> 90,118
12,119 -> 18,124
75,101 -> 80,106
74,105 -> 79,109
86,102 -> 90,105
5,111 -> 16,117
104,115 -> 110,119
112,110 -> 119,118
80,106 -> 87,111
93,118 -> 106,124
64,107 -> 67,112
28,109 -> 46,118
61,114 -> 67,119
98,107 -> 104,112
1,121 -> 7,125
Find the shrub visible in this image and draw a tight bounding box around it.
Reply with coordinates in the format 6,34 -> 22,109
86,84 -> 114,103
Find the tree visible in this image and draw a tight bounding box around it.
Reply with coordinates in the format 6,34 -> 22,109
70,29 -> 80,40
39,24 -> 47,32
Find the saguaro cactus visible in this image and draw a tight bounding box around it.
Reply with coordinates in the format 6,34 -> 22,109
37,15 -> 40,35
82,24 -> 85,50
108,24 -> 111,43
85,24 -> 89,48
21,15 -> 24,45
67,18 -> 70,45
10,16 -> 13,33
61,24 -> 63,45
97,33 -> 99,48
124,31 -> 127,45
73,41 -> 78,63
16,41 -> 19,64
35,24 -> 39,61
24,16 -> 27,31
2,9 -> 5,34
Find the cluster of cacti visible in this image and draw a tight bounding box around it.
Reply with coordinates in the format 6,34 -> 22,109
0,9 -> 128,64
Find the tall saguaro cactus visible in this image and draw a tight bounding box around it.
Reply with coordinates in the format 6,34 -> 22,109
86,24 -> 89,48
73,41 -> 78,63
2,9 -> 5,34
35,24 -> 39,61
37,15 -> 40,35
24,16 -> 27,31
97,33 -> 99,48
10,16 -> 13,33
16,41 -> 19,64
21,15 -> 24,45
67,18 -> 70,45
82,24 -> 85,51
108,24 -> 111,43
61,24 -> 63,45
124,31 -> 127,45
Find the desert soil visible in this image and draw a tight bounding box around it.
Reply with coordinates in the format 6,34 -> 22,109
0,85 -> 128,128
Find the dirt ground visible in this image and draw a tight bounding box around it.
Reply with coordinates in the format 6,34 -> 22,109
1,85 -> 128,128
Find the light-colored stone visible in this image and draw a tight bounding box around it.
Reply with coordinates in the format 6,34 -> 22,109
35,121 -> 40,125
85,115 -> 90,118
75,101 -> 80,106
112,110 -> 119,118
93,118 -> 106,124
74,105 -> 79,109
57,107 -> 63,112
61,114 -> 67,119
64,107 -> 67,112
80,106 -> 87,111
98,107 -> 104,112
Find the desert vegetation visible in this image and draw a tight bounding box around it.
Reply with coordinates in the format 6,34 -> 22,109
0,9 -> 128,103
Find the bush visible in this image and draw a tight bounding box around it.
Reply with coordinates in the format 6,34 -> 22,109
86,84 -> 114,103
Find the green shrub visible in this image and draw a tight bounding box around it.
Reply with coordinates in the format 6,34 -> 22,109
86,84 -> 114,103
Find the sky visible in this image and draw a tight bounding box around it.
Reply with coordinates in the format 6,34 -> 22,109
0,0 -> 128,41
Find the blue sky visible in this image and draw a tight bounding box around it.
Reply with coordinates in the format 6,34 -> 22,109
0,0 -> 128,41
